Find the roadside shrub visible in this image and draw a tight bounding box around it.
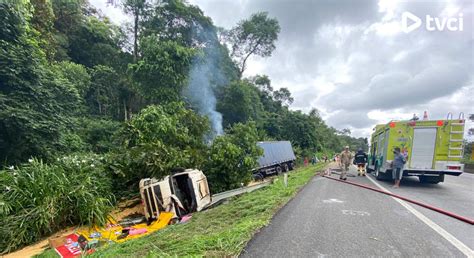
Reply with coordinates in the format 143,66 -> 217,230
110,103 -> 209,190
76,117 -> 121,153
0,154 -> 114,253
205,122 -> 262,193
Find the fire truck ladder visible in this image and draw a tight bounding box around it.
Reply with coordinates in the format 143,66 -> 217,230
447,112 -> 464,160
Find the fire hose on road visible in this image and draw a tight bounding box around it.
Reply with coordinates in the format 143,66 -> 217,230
321,173 -> 474,225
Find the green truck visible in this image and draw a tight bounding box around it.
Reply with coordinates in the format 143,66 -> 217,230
367,113 -> 465,184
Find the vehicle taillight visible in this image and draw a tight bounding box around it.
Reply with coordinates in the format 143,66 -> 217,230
447,165 -> 461,170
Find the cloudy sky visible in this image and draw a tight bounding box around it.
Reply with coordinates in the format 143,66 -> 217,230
91,0 -> 473,139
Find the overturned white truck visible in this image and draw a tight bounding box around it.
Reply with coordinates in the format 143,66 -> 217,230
253,141 -> 297,179
140,169 -> 211,221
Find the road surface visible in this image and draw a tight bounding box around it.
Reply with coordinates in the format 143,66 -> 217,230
241,164 -> 474,257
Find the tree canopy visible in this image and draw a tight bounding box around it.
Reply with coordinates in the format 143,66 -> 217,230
226,12 -> 280,77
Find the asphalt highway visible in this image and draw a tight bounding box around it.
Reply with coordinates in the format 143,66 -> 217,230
241,164 -> 474,257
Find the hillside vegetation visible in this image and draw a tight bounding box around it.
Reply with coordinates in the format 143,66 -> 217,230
0,0 -> 366,253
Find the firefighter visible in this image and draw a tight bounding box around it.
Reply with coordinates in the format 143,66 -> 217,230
354,148 -> 368,176
339,146 -> 353,180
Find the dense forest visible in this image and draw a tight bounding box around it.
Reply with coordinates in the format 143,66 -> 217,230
0,0 -> 367,253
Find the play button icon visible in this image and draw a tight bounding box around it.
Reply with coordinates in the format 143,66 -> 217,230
402,12 -> 422,33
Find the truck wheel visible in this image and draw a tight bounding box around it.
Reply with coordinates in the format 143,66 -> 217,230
375,168 -> 387,181
288,162 -> 294,171
253,173 -> 264,181
366,166 -> 373,173
419,176 -> 441,184
282,163 -> 289,172
276,166 -> 282,175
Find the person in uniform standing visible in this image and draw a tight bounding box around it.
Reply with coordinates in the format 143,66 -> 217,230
339,146 -> 353,180
354,148 -> 368,176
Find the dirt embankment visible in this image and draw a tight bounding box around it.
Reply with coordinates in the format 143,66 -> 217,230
5,198 -> 144,258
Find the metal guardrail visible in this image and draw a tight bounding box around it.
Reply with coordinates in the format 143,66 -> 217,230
206,180 -> 273,209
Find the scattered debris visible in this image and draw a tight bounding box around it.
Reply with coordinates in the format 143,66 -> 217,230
180,215 -> 192,223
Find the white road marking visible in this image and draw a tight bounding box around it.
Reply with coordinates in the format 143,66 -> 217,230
342,209 -> 370,216
322,198 -> 344,203
366,174 -> 474,257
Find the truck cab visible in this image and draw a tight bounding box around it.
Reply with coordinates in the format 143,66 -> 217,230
139,169 -> 211,221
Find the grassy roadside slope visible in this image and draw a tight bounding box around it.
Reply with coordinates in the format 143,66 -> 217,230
37,163 -> 326,257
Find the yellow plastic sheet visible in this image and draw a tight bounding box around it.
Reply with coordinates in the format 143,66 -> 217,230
77,212 -> 173,243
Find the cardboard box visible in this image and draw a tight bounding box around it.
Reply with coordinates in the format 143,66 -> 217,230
49,233 -> 78,249
49,236 -> 67,249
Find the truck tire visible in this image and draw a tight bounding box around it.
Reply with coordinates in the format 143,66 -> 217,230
288,162 -> 294,171
376,167 -> 388,181
253,172 -> 264,181
372,162 -> 379,176
366,165 -> 373,173
419,175 -> 442,184
282,163 -> 289,172
276,166 -> 282,175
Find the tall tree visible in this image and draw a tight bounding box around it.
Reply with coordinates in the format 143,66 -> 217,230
122,0 -> 148,61
142,0 -> 215,48
129,36 -> 194,103
217,81 -> 264,128
50,0 -> 85,61
251,74 -> 273,93
30,0 -> 56,61
66,16 -> 125,68
226,12 -> 280,77
273,87 -> 294,106
86,65 -> 120,117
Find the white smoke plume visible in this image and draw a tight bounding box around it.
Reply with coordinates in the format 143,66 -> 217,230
184,37 -> 228,140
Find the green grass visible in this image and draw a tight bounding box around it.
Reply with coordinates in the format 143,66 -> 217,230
37,164 -> 326,257
1,156 -> 114,254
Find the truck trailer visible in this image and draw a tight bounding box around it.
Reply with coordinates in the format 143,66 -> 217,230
253,141 -> 296,179
367,113 -> 465,184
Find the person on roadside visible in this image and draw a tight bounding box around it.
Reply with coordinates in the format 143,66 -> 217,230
339,146 -> 353,180
392,147 -> 406,188
354,148 -> 368,176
